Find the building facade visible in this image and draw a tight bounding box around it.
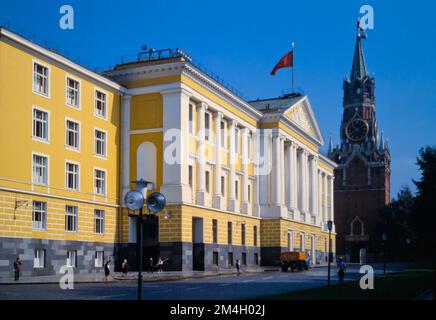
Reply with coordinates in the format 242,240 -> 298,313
0,27 -> 336,277
328,27 -> 390,263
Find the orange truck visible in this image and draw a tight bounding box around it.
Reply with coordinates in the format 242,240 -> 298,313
280,251 -> 309,272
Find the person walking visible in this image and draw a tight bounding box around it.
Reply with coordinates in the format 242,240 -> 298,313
155,258 -> 163,273
235,259 -> 241,276
13,257 -> 21,281
121,259 -> 129,276
148,257 -> 154,273
337,257 -> 346,283
104,259 -> 111,282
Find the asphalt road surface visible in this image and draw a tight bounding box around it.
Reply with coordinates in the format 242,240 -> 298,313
0,264 -> 405,300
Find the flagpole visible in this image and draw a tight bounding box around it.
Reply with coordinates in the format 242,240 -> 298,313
291,42 -> 295,94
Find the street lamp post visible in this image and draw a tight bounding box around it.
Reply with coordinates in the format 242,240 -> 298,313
124,179 -> 166,301
327,220 -> 333,286
382,233 -> 387,275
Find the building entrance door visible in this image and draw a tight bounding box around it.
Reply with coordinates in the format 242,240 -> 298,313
192,217 -> 204,271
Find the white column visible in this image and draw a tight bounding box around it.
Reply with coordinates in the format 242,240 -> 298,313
280,136 -> 286,205
301,150 -> 309,214
271,133 -> 282,206
310,156 -> 318,219
285,143 -> 292,211
160,88 -> 192,203
291,143 -> 298,212
329,176 -> 334,224
213,112 -> 223,209
297,148 -> 303,212
196,102 -> 206,205
241,128 -> 249,214
323,173 -> 328,223
228,120 -> 237,211
121,94 -> 131,205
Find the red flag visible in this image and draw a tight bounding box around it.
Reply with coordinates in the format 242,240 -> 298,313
270,50 -> 294,75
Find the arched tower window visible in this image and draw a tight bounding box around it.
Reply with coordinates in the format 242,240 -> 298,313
350,216 -> 364,236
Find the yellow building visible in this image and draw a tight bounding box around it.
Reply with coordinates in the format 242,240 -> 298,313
0,27 -> 336,276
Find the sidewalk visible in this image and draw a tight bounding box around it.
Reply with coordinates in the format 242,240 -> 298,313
0,267 -> 265,285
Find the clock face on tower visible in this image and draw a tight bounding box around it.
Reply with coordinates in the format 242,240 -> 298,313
345,118 -> 369,142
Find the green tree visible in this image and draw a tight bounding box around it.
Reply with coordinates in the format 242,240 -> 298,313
410,146 -> 436,262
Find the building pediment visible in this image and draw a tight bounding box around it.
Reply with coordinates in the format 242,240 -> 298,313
282,97 -> 324,145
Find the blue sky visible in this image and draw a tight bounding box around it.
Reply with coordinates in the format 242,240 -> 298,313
1,0 -> 435,197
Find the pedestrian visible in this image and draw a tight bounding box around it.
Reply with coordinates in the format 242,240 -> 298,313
338,257 -> 346,283
104,259 -> 111,282
148,257 -> 154,273
235,259 -> 240,275
121,259 -> 129,276
155,257 -> 163,273
13,257 -> 21,281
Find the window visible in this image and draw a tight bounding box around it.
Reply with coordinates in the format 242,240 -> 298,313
67,250 -> 77,268
228,252 -> 233,266
66,77 -> 80,108
242,252 -> 247,265
235,180 -> 239,200
66,162 -> 79,190
213,252 -> 219,266
188,165 -> 193,188
205,112 -> 210,141
95,90 -> 107,118
94,209 -> 105,234
205,171 -> 210,193
220,121 -> 225,148
253,226 -> 258,246
300,233 -> 305,251
32,201 -> 47,230
248,185 -> 251,203
95,129 -> 106,157
227,221 -> 232,244
65,205 -> 78,232
94,169 -> 106,195
234,128 -> 239,153
189,103 -> 194,134
66,120 -> 80,149
33,108 -> 49,141
287,230 -> 294,251
212,219 -> 218,244
241,224 -> 246,246
254,253 -> 259,265
221,176 -> 225,196
32,154 -> 48,185
95,251 -> 104,268
34,249 -> 45,268
33,62 -> 49,96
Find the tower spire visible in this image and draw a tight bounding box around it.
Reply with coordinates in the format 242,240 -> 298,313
350,20 -> 368,80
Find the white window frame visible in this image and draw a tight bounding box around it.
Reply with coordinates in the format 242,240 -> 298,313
94,128 -> 107,158
32,106 -> 50,143
32,201 -> 47,230
247,131 -> 252,160
94,168 -> 107,196
94,88 -> 107,119
33,249 -> 45,268
65,205 -> 78,232
66,250 -> 77,268
65,75 -> 81,109
287,229 -> 294,251
65,161 -> 80,191
32,60 -> 50,98
94,209 -> 105,235
221,175 -> 225,197
32,152 -> 49,186
188,103 -> 195,135
205,111 -> 211,142
220,120 -> 226,149
235,128 -> 239,154
205,170 -> 210,193
300,233 -> 306,251
65,118 -> 81,151
95,251 -> 104,267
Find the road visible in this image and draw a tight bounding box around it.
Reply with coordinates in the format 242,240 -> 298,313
0,264 -> 405,300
